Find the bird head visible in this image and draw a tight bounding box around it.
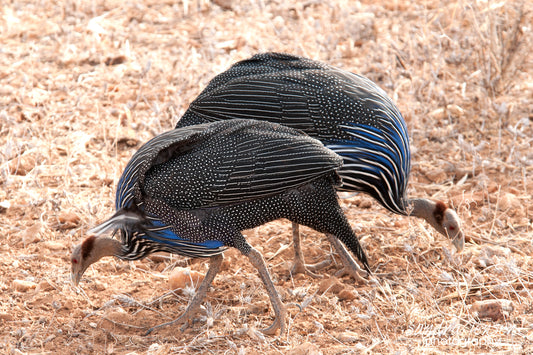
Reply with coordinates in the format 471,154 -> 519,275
71,235 -> 122,285
408,199 -> 465,252
432,201 -> 464,252
71,236 -> 95,286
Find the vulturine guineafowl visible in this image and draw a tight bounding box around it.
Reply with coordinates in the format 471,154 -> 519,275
176,52 -> 464,277
71,119 -> 370,335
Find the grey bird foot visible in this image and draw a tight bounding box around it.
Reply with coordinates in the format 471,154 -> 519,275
325,234 -> 369,283
334,265 -> 369,283
145,254 -> 223,335
290,222 -> 329,278
144,305 -> 199,335
290,258 -> 331,279
246,247 -> 287,336
261,310 -> 286,335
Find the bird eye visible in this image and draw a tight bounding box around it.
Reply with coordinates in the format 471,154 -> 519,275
449,226 -> 455,231
72,259 -> 78,264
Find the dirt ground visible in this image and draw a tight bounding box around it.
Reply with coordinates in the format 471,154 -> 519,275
1,0 -> 532,354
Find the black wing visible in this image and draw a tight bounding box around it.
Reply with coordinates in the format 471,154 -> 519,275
137,119 -> 343,210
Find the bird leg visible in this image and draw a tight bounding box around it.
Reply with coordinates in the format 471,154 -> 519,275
290,222 -> 331,278
245,246 -> 286,335
145,253 -> 223,335
325,233 -> 368,283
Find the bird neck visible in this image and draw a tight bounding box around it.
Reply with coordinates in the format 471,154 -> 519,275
406,198 -> 440,231
88,236 -> 125,263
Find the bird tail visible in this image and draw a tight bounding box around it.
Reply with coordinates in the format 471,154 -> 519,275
88,209 -> 144,236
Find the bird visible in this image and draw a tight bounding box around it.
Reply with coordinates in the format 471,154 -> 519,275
71,119 -> 370,335
176,52 -> 464,277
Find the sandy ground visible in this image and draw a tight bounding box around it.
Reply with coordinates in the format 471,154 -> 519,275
0,0 -> 532,354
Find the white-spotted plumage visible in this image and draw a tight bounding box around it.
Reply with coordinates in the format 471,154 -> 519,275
88,119 -> 369,269
175,52 -> 465,258
177,52 -> 411,215
73,119 -> 371,335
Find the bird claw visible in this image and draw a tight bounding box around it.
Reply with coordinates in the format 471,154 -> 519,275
334,266 -> 368,283
261,316 -> 285,336
291,258 -> 331,279
144,311 -> 195,335
145,254 -> 223,336
322,233 -> 370,283
259,303 -> 286,336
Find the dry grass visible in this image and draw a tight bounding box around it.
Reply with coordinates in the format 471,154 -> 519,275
0,0 -> 532,354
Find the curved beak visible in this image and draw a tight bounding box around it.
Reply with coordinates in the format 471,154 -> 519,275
71,262 -> 87,286
451,231 -> 465,253
71,271 -> 81,286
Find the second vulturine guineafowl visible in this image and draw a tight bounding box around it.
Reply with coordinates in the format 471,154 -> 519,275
71,119 -> 370,335
176,52 -> 464,276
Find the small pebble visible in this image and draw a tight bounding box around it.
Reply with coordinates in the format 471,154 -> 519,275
169,267 -> 204,290
0,313 -> 14,321
13,280 -> 37,292
93,281 -> 107,291
336,330 -> 360,343
288,342 -> 322,355
337,289 -> 357,301
42,241 -> 65,251
23,222 -> 42,244
471,299 -> 513,321
318,276 -> 344,294
57,211 -> 81,228
38,280 -> 55,292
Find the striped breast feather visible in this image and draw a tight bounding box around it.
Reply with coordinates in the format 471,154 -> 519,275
123,216 -> 226,259
89,208 -> 226,259
326,69 -> 411,210
329,122 -> 410,214
119,230 -> 226,260
336,69 -> 411,172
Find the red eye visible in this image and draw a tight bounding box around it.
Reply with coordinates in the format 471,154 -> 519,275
72,259 -> 78,264
449,226 -> 455,231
